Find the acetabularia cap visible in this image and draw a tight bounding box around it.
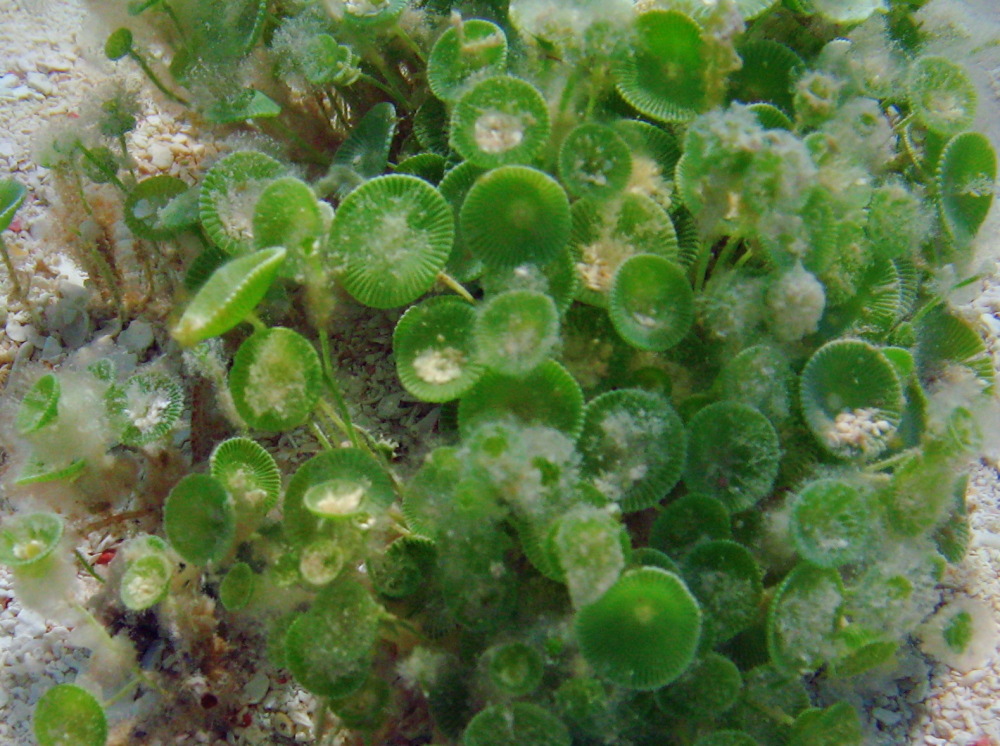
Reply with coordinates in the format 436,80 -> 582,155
576,567 -> 701,690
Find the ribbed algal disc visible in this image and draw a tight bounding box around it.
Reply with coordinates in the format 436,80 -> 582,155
649,493 -> 731,558
428,19 -> 508,102
0,512 -> 63,568
252,176 -> 323,273
210,436 -> 281,535
655,651 -> 742,719
34,684 -> 107,746
16,374 -> 60,435
578,388 -> 686,512
609,254 -> 693,351
908,56 -> 977,137
125,175 -> 192,240
340,0 -> 406,27
393,295 -> 483,402
401,446 -> 462,540
450,75 -> 550,168
200,151 -> 286,255
614,11 -> 707,123
558,123 -> 633,201
120,553 -> 173,611
284,448 -> 395,544
570,194 -> 679,307
164,474 -> 235,566
0,178 -> 26,231
474,289 -> 559,376
576,567 -> 701,690
228,327 -> 323,432
328,174 -> 454,308
613,119 -> 681,206
683,401 -> 780,512
172,247 -> 286,347
682,540 -> 762,645
285,577 -> 380,697
458,359 -> 584,438
485,642 -> 544,696
463,703 -> 570,746
729,40 -> 803,114
461,165 -> 570,269
767,563 -> 844,676
715,344 -> 794,425
937,131 -> 997,248
438,160 -> 487,281
799,339 -> 903,462
915,305 -> 995,392
790,479 -> 872,568
749,102 -> 793,130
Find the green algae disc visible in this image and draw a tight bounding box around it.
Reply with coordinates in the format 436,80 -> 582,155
576,567 -> 701,690
328,174 -> 454,308
461,165 -> 571,270
614,11 -> 707,123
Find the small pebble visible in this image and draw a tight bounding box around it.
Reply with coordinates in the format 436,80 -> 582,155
243,671 -> 270,704
25,71 -> 53,96
149,142 -> 173,170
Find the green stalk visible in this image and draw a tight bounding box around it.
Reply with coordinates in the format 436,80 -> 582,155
78,145 -> 127,192
357,71 -> 410,110
318,333 -> 362,450
73,550 -> 105,584
393,25 -> 425,64
310,420 -> 335,451
127,50 -> 189,105
244,310 -> 268,334
86,236 -> 125,320
437,271 -> 476,304
714,235 -> 740,271
0,235 -> 25,303
692,237 -> 714,293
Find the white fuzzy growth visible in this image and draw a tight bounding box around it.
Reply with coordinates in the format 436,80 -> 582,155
345,0 -> 391,16
824,407 -> 893,455
767,263 -> 826,342
413,347 -> 465,384
469,421 -> 580,522
243,336 -> 310,419
310,479 -> 366,516
213,178 -> 269,243
125,390 -> 173,434
398,647 -> 448,691
226,467 -> 269,510
25,370 -> 116,468
773,575 -> 842,671
13,539 -> 46,562
556,507 -> 625,608
509,0 -> 633,40
576,237 -> 631,293
918,597 -> 997,673
299,541 -> 344,585
626,155 -> 672,208
124,570 -> 165,607
590,407 -> 667,502
474,112 -> 524,154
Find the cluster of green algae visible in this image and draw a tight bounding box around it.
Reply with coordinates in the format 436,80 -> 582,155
2,0 -> 1000,744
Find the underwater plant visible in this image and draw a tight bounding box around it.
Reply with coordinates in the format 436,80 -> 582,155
2,0 -> 1000,744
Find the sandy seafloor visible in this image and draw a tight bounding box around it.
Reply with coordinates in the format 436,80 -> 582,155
2,0 -> 1000,744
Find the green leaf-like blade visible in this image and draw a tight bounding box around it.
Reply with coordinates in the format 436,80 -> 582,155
0,178 -> 27,232
172,247 -> 286,346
